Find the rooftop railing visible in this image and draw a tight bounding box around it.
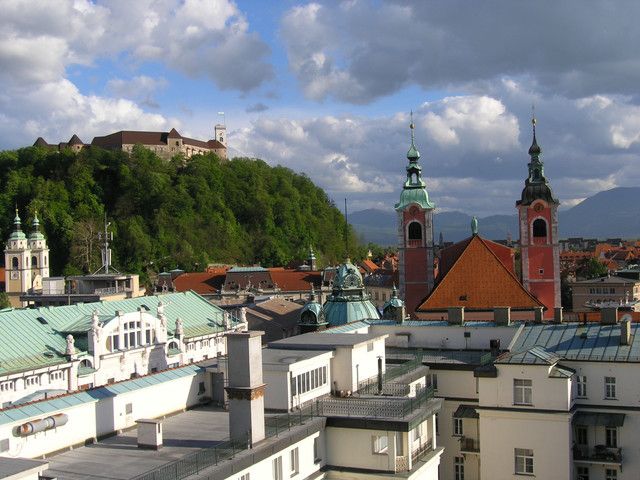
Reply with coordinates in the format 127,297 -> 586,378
574,445 -> 622,464
317,385 -> 435,419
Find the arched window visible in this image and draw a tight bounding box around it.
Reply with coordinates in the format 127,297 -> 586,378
11,257 -> 18,269
408,222 -> 422,240
32,256 -> 37,268
79,359 -> 93,369
532,219 -> 547,238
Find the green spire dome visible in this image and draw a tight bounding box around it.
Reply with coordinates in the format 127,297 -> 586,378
395,111 -> 435,211
9,208 -> 26,241
471,216 -> 479,236
29,210 -> 45,241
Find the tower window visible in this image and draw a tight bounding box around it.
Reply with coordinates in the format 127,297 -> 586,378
32,256 -> 37,268
11,257 -> 18,269
408,221 -> 422,240
532,218 -> 547,238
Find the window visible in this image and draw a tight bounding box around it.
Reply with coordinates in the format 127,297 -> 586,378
605,377 -> 616,399
577,376 -> 587,397
453,417 -> 463,436
11,257 -> 18,269
187,343 -> 195,351
605,427 -> 617,448
202,339 -> 210,348
0,438 -> 8,453
0,381 -> 15,392
313,437 -> 321,462
32,256 -> 37,268
532,218 -> 547,238
606,469 -> 618,480
416,421 -> 424,439
290,447 -> 299,476
514,448 -> 534,475
367,342 -> 374,352
372,434 -> 388,454
577,466 -> 589,480
125,403 -> 133,415
514,379 -> 533,405
272,456 -> 283,480
428,373 -> 438,391
239,474 -> 250,480
575,426 -> 587,446
454,456 -> 464,480
292,366 -> 327,396
25,376 -> 40,386
122,321 -> 152,349
50,371 -> 64,382
408,221 -> 422,240
198,382 -> 206,395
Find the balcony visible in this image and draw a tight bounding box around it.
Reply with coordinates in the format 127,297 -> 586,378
573,445 -> 622,466
395,440 -> 434,472
459,436 -> 480,454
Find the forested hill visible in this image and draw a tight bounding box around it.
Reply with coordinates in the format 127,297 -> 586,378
0,146 -> 357,278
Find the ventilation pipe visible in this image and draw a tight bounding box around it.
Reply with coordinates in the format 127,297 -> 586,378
19,413 -> 68,436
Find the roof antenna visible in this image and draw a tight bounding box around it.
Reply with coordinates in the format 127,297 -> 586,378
344,198 -> 349,260
94,213 -> 120,275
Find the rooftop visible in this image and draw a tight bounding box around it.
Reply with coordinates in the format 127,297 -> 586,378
269,332 -> 387,349
262,348 -> 332,366
499,322 -> 640,364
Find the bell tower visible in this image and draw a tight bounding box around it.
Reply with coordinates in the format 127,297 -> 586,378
4,209 -> 31,306
28,211 -> 49,292
395,113 -> 435,317
516,115 -> 560,319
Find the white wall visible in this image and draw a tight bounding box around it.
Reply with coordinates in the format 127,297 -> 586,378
0,368 -> 207,459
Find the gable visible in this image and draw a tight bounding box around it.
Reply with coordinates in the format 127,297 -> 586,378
418,235 -> 543,311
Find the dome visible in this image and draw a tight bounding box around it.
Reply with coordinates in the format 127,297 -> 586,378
518,181 -> 558,207
299,301 -> 324,325
323,297 -> 380,326
333,261 -> 363,290
395,187 -> 435,211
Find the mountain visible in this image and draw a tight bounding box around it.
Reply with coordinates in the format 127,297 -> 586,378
351,187 -> 640,245
558,187 -> 640,238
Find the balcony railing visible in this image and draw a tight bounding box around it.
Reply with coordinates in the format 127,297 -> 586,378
412,439 -> 433,462
317,385 -> 435,419
459,437 -> 480,454
573,445 -> 622,464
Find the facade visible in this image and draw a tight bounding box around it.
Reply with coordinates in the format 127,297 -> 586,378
33,124 -> 227,160
570,275 -> 640,312
396,118 -> 436,317
516,117 -> 561,318
4,211 -> 49,308
0,291 -> 246,407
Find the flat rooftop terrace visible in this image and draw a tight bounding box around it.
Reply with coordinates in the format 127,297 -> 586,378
46,405 -> 230,480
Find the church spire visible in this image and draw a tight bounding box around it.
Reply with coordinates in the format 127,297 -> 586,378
407,111 -> 420,162
9,207 -> 26,241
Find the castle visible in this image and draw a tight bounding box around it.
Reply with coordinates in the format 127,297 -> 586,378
33,124 -> 227,160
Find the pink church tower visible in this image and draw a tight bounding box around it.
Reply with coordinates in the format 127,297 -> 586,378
396,114 -> 435,317
516,116 -> 561,319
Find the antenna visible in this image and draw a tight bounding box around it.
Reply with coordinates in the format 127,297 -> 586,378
94,213 -> 119,275
344,198 -> 349,259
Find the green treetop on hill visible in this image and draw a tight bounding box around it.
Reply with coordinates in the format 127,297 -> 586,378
0,145 -> 361,281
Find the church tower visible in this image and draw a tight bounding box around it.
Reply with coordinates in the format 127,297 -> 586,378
27,211 -> 49,291
395,114 -> 435,316
516,116 -> 560,319
5,209 -> 32,306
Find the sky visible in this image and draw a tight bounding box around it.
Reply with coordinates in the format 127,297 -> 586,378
2,0 -> 640,217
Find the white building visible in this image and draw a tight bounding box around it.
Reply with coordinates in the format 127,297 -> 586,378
0,291 -> 246,407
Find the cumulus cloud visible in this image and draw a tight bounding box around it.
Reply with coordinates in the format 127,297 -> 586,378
246,103 -> 269,113
280,0 -> 640,104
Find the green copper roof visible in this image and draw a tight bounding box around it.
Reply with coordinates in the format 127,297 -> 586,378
323,297 -> 380,327
0,291 -> 232,376
395,187 -> 435,211
9,209 -> 26,241
28,212 -> 45,241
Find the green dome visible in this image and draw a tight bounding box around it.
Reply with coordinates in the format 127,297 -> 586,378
299,301 -> 326,326
333,261 -> 363,289
395,187 -> 435,211
323,297 -> 380,326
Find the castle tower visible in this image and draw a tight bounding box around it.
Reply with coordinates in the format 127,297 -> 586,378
5,209 -> 32,306
516,116 -> 560,319
214,124 -> 226,146
27,211 -> 49,291
395,114 -> 435,317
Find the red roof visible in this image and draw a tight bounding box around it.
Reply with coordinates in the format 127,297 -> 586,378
362,259 -> 379,274
418,235 -> 543,311
268,269 -> 322,291
438,235 -> 515,280
173,272 -> 226,295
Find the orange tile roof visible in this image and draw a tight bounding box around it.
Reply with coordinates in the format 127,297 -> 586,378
173,272 -> 226,294
437,235 -> 515,280
362,259 -> 379,273
268,269 -> 322,291
418,235 -> 544,311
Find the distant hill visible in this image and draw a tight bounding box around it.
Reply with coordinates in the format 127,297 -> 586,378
351,187 -> 640,245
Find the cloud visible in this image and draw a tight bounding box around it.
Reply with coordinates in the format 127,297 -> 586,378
280,1 -> 640,104
246,103 -> 269,113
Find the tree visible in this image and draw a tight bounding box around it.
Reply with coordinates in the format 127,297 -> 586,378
0,292 -> 11,309
577,257 -> 609,280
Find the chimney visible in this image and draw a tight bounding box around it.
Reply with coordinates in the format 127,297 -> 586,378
533,307 -> 544,323
395,304 -> 406,324
490,339 -> 501,357
136,419 -> 163,450
225,331 -> 265,447
620,319 -> 631,346
493,307 -> 511,326
601,307 -> 619,325
554,307 -> 564,324
447,307 -> 465,325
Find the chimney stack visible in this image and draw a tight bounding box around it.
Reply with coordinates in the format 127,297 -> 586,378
225,331 -> 265,447
447,306 -> 465,325
554,307 -> 563,324
493,307 -> 511,326
601,307 -> 619,325
620,319 -> 632,346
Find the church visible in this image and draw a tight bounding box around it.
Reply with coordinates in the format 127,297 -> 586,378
396,115 -> 561,320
